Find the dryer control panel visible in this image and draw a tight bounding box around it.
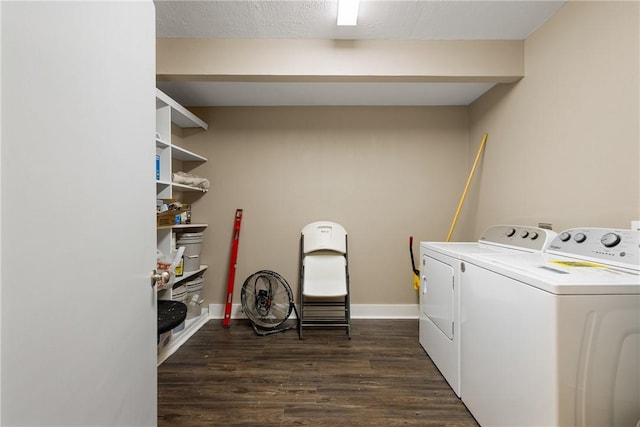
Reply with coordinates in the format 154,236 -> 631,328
478,225 -> 557,252
546,228 -> 640,270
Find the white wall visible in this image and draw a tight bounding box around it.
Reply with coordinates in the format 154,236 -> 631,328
0,1 -> 3,421
1,2 -> 157,425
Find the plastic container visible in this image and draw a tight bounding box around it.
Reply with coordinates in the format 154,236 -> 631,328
177,232 -> 204,272
172,285 -> 187,302
184,277 -> 204,320
172,252 -> 184,277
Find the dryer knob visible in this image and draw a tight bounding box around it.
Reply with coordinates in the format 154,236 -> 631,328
506,228 -> 516,237
574,233 -> 587,243
530,231 -> 539,240
520,230 -> 529,238
601,232 -> 621,248
559,232 -> 571,242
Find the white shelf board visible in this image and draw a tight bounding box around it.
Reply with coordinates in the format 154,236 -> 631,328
156,266 -> 208,292
174,265 -> 208,285
170,223 -> 208,230
157,223 -> 208,231
156,138 -> 170,149
172,182 -> 208,193
172,144 -> 207,162
156,88 -> 208,130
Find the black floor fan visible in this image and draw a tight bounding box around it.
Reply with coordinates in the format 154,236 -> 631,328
240,270 -> 299,336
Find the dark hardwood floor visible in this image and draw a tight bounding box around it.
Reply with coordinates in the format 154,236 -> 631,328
158,319 -> 478,426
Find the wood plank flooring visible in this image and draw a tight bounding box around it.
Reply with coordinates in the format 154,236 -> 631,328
158,319 -> 478,426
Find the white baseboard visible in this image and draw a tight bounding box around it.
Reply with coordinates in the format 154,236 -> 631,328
351,304 -> 418,319
208,303 -> 418,320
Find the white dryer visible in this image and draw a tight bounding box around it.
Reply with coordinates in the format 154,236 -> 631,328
460,228 -> 640,427
419,225 -> 556,397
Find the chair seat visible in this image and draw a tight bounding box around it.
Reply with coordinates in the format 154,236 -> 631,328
303,286 -> 347,297
302,255 -> 347,296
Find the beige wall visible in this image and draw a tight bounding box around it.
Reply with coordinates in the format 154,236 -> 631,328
173,107 -> 469,307
468,1 -> 640,236
157,39 -> 523,83
164,0 -> 639,313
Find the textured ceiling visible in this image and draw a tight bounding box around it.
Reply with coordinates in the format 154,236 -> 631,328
155,1 -> 566,106
155,0 -> 565,40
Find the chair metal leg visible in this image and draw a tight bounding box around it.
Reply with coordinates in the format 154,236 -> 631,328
298,296 -> 303,340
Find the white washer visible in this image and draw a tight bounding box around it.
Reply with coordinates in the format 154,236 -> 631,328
419,225 -> 557,397
460,228 -> 640,427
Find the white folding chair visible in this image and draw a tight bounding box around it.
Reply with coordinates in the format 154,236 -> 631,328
298,221 -> 351,339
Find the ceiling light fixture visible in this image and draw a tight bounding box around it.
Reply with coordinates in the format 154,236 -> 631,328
337,0 -> 360,26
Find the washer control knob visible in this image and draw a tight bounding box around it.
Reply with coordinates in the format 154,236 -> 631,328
559,232 -> 571,242
506,228 -> 516,237
530,231 -> 539,240
601,232 -> 621,248
520,230 -> 529,238
574,233 -> 587,243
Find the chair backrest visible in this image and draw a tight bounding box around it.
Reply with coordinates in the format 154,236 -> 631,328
301,221 -> 347,254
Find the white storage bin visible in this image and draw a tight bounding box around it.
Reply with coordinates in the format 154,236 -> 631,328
171,285 -> 188,332
185,277 -> 204,320
177,232 -> 204,272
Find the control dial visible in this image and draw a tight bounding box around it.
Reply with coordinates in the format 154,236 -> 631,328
530,232 -> 539,240
559,232 -> 571,242
520,230 -> 529,238
574,233 -> 587,243
505,228 -> 516,237
601,232 -> 621,248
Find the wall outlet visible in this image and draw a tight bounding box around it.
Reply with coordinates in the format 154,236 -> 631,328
632,221 -> 640,231
538,222 -> 553,230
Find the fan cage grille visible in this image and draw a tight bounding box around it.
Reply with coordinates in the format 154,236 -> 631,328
241,270 -> 294,329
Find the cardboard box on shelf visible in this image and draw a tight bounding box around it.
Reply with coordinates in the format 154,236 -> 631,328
156,199 -> 190,227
